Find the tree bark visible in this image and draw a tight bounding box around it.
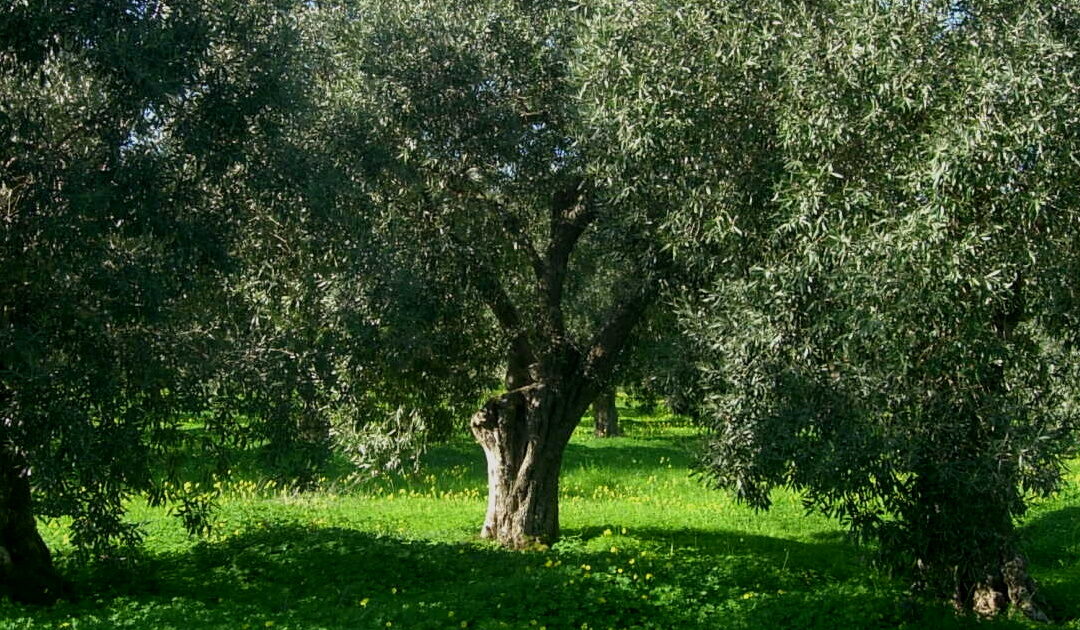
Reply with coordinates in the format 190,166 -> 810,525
467,281 -> 656,547
470,380 -> 586,548
0,445 -> 67,604
960,555 -> 1048,622
458,174 -> 661,548
592,389 -> 620,437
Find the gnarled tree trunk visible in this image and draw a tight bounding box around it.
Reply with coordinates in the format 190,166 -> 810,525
0,446 -> 66,604
459,174 -> 662,548
470,379 -> 588,548
592,389 -> 620,437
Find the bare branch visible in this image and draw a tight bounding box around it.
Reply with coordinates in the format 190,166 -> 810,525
423,186 -> 538,379
581,276 -> 660,386
538,177 -> 596,340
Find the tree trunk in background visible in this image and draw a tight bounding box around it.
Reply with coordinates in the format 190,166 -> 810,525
470,381 -> 586,548
0,446 -> 67,604
592,389 -> 620,437
961,294 -> 1047,621
297,404 -> 331,447
962,555 -> 1048,621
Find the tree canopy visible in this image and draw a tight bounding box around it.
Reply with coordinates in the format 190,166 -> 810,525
664,0 -> 1080,615
2,0 -> 1078,615
0,0 -> 315,600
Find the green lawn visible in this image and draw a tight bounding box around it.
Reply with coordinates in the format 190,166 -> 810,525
3,402 -> 1078,629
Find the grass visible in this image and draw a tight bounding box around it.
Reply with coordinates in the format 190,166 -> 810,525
2,398 -> 1079,629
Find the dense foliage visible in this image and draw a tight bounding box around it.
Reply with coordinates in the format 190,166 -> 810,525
3,0 -> 1079,616
0,0 -> 318,600
190,5 -> 496,485
303,0 -> 693,547
658,0 -> 1080,613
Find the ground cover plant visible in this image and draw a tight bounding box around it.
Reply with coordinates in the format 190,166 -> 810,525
1,401 -> 1077,630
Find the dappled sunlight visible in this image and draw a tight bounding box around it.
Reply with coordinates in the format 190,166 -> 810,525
12,419 -> 1076,629
17,522 -> 928,630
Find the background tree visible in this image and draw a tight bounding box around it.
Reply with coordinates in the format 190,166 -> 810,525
589,389 -> 621,438
0,0 -> 313,602
589,310 -> 705,437
664,0 -> 1080,617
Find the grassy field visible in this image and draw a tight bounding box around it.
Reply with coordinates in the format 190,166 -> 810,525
2,400 -> 1078,629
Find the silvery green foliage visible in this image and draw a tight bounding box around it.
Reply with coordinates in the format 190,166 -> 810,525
662,0 -> 1079,596
310,0 -> 675,371
331,406 -> 429,480
573,0 -> 1080,600
0,0 -> 314,553
197,3 -> 505,480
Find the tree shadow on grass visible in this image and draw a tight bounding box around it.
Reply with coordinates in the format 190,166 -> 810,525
42,525 -> 645,629
1019,505 -> 1080,621
10,521 -> 1041,630
558,525 -> 1042,630
562,524 -> 863,582
561,441 -> 696,474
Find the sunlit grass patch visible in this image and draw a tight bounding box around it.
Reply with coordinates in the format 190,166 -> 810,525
6,410 -> 1079,630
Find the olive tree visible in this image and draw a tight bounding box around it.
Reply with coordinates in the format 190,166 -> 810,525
666,0 -> 1080,617
0,0 -> 312,602
316,0 -> 722,547
313,0 -> 809,547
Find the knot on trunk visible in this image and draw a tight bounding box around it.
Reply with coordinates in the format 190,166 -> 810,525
470,402 -> 502,432
470,384 -> 545,433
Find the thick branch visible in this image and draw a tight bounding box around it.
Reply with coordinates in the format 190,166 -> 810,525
540,178 -> 595,340
471,206 -> 543,388
428,189 -> 538,380
581,277 -> 659,389
461,246 -> 537,386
